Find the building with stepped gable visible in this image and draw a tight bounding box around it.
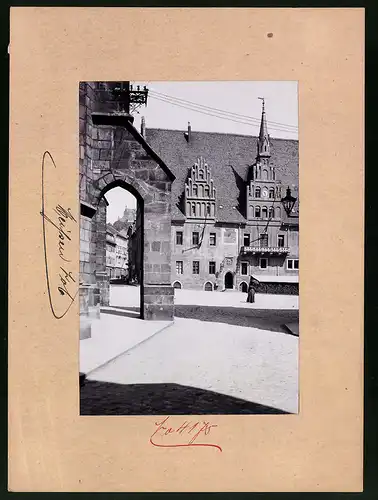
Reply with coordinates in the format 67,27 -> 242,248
129,103 -> 299,294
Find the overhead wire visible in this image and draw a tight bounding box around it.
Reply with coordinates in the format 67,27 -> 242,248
149,94 -> 297,135
150,89 -> 298,130
148,89 -> 298,133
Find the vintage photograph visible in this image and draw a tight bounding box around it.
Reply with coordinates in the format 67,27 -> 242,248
79,81 -> 299,415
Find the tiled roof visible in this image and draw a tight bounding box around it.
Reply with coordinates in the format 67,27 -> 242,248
107,223 -> 129,239
145,128 -> 299,224
106,224 -> 118,234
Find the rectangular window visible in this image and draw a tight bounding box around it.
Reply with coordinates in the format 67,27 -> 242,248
192,232 -> 199,245
209,261 -> 216,274
243,233 -> 250,246
278,235 -> 285,247
287,258 -> 299,270
259,257 -> 268,269
176,261 -> 183,274
176,231 -> 183,245
193,261 -> 200,274
209,233 -> 216,246
241,262 -> 248,275
260,233 -> 268,246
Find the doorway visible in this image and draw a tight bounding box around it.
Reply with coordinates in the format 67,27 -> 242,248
224,272 -> 234,289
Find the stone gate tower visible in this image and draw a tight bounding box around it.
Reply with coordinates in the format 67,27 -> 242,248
79,82 -> 175,338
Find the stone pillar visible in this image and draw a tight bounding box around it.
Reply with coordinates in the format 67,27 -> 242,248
143,285 -> 174,320
94,198 -> 110,306
79,284 -> 100,340
96,271 -> 110,306
143,199 -> 174,321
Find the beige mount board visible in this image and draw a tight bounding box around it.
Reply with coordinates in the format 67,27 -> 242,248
9,7 -> 364,492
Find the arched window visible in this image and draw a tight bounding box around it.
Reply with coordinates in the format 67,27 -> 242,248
255,187 -> 261,198
199,185 -> 204,197
197,202 -> 201,216
206,203 -> 211,216
255,206 -> 261,218
193,185 -> 198,196
173,281 -> 182,289
199,170 -> 204,180
269,188 -> 275,199
249,205 -> 254,218
192,203 -> 196,216
262,206 -> 268,219
269,206 -> 274,219
262,169 -> 268,180
204,186 -> 210,197
204,281 -> 213,291
239,281 -> 248,293
275,206 -> 281,218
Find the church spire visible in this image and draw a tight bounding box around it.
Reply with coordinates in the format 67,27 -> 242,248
257,97 -> 270,159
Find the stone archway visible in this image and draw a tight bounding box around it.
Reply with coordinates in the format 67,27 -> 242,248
99,182 -> 144,315
79,81 -> 176,323
224,272 -> 234,289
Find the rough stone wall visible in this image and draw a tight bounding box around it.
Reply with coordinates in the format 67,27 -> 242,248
80,215 -> 95,285
79,83 -> 101,337
93,198 -> 109,305
80,81 -> 174,320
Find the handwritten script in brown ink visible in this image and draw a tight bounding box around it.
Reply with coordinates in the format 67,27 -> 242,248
40,151 -> 78,319
150,416 -> 222,452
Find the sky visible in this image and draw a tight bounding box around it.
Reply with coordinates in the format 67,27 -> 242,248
105,81 -> 298,224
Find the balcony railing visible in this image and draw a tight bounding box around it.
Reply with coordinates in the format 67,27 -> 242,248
241,245 -> 290,254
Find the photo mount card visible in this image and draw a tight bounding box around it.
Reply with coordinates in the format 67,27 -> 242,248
8,7 -> 364,492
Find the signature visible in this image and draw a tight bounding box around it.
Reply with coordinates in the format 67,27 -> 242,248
149,416 -> 222,452
40,151 -> 78,319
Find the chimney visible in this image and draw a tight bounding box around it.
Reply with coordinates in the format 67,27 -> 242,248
141,116 -> 146,137
184,121 -> 192,143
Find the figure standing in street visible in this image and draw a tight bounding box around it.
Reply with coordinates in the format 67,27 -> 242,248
246,275 -> 260,303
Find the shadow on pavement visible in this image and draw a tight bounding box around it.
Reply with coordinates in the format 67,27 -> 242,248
109,304 -> 299,334
80,380 -> 289,415
174,305 -> 299,333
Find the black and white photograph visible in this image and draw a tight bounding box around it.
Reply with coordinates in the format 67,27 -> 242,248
79,81 -> 299,416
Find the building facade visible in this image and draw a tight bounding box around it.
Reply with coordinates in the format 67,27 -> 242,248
105,224 -> 129,279
132,102 -> 299,294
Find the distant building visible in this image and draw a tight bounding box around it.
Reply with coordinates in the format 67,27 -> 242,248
106,224 -> 129,279
113,206 -> 136,232
128,104 -> 299,293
